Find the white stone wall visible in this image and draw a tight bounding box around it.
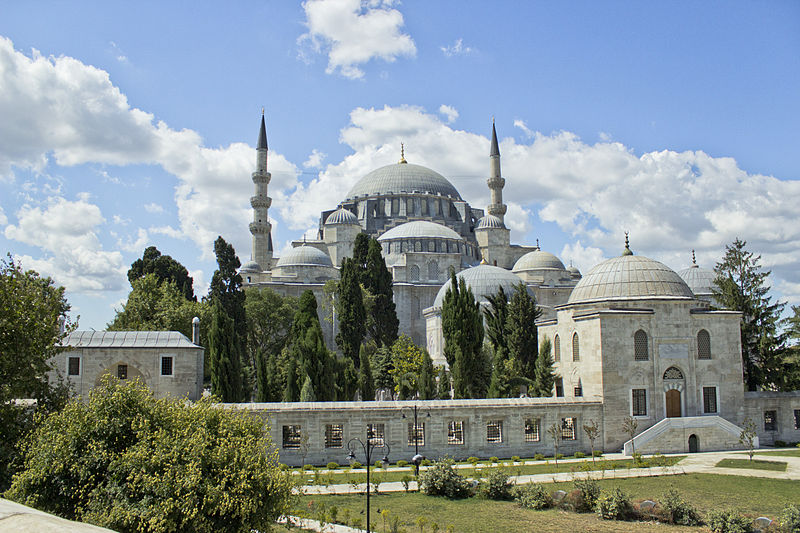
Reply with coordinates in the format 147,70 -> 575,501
743,391 -> 800,446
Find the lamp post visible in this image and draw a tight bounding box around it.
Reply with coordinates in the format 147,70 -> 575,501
347,432 -> 390,533
401,404 -> 431,476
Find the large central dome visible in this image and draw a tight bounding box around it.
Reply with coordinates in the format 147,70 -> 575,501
345,163 -> 462,201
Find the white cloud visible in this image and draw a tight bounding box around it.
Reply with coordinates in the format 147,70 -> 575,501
298,0 -> 416,79
514,119 -> 534,138
440,38 -> 473,57
117,227 -> 149,253
559,241 -> 607,275
0,206 -> 7,226
143,202 -> 164,214
303,148 -> 327,168
112,214 -> 130,225
189,269 -> 207,300
5,196 -> 126,292
438,104 -> 459,124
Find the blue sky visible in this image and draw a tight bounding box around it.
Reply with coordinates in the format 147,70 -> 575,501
1,1 -> 798,330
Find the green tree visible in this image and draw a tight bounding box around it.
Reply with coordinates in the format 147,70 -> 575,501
351,232 -> 370,268
364,238 -> 399,347
418,349 -> 436,400
283,356 -> 300,402
506,283 -> 541,382
128,245 -> 195,301
300,374 -> 316,402
336,258 -> 367,367
534,336 -> 556,397
287,291 -> 336,401
388,335 -> 427,399
712,238 -> 789,390
359,345 -> 375,401
370,345 -> 394,395
6,377 -> 293,532
442,271 -> 487,398
486,286 -> 513,398
208,300 -> 243,402
0,256 -> 73,490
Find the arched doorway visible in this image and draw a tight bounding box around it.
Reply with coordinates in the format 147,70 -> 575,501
666,389 -> 682,417
688,434 -> 699,453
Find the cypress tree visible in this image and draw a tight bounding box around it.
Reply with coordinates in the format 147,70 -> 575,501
534,337 -> 556,397
364,238 -> 399,347
352,232 -> 370,269
299,374 -> 316,402
486,286 -> 512,398
418,349 -> 436,400
283,356 -> 299,402
336,258 -> 366,367
441,271 -> 486,398
506,283 -> 542,383
208,300 -> 243,402
287,291 -> 335,400
359,346 -> 375,401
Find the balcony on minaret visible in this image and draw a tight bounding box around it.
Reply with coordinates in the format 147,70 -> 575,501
487,203 -> 507,217
250,221 -> 272,234
250,196 -> 272,209
251,170 -> 271,184
487,177 -> 505,189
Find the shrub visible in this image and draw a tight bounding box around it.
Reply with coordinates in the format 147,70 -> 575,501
707,509 -> 752,533
490,456 -> 499,464
303,464 -> 314,471
660,489 -> 702,526
326,462 -> 339,470
511,456 -> 521,463
351,461 -> 362,469
396,460 -> 408,468
573,478 -> 600,513
401,475 -> 411,492
592,450 -> 603,457
467,456 -> 479,465
775,440 -> 788,447
780,504 -> 800,532
555,453 -> 564,460
596,488 -> 633,520
421,459 -> 432,466
574,451 -> 586,459
534,453 -> 545,461
418,457 -> 472,499
512,483 -> 552,510
374,460 -> 383,468
479,468 -> 513,500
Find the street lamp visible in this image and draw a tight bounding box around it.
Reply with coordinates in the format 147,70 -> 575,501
401,404 -> 431,476
347,431 -> 390,533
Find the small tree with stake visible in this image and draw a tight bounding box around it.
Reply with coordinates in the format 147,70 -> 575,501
547,423 -> 561,467
739,419 -> 757,461
583,419 -> 600,464
622,416 -> 639,459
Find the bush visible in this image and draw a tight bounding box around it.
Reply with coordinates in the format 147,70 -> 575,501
512,483 -> 552,510
707,509 -> 752,533
351,461 -> 362,469
511,456 -> 521,463
780,504 -> 800,532
555,453 -> 564,460
418,457 -> 472,499
490,456 -> 499,464
303,464 -> 314,471
660,489 -> 702,526
592,450 -> 603,457
326,462 -> 339,470
534,453 -> 545,461
574,451 -> 586,459
467,456 -> 479,465
421,458 -> 432,466
374,460 -> 383,468
479,468 -> 513,500
596,488 -> 633,521
774,440 -> 788,447
573,478 -> 600,513
401,475 -> 412,492
396,460 -> 408,468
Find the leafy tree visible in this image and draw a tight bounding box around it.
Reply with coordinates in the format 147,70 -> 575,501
738,418 -> 757,461
388,335 -> 428,399
506,283 -> 541,382
287,291 -> 336,401
254,348 -> 281,402
0,256 -> 73,490
583,419 -> 600,464
6,377 -> 293,532
441,271 -> 486,398
336,258 -> 366,367
359,345 -> 375,401
363,238 -> 398,347
534,336 -> 556,397
128,245 -> 195,301
712,238 -> 789,390
208,300 -> 243,402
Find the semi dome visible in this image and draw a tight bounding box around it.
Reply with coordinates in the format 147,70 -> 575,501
567,253 -> 694,305
433,264 -> 525,308
512,250 -> 566,272
240,260 -> 262,273
378,220 -> 463,241
344,163 -> 462,201
678,263 -> 716,297
275,245 -> 334,268
475,214 -> 506,229
325,207 -> 359,225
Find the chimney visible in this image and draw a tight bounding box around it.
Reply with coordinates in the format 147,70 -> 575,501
58,315 -> 66,335
192,316 -> 200,345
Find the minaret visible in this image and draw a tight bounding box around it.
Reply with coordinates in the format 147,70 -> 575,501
487,119 -> 507,222
249,110 -> 273,270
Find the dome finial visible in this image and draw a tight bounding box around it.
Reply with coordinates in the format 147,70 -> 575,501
399,142 -> 407,164
692,249 -> 697,265
622,231 -> 633,256
536,238 -> 540,250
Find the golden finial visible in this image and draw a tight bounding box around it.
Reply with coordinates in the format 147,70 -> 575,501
261,106 -> 264,115
622,231 -> 633,256
399,142 -> 407,164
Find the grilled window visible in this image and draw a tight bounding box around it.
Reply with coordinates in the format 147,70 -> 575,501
407,423 -> 425,446
555,377 -> 564,397
632,389 -> 647,416
794,410 -> 800,430
634,330 -> 649,360
764,410 -> 777,431
117,364 -> 128,380
160,356 -> 173,376
702,387 -> 718,414
553,335 -> 561,362
448,421 -> 464,445
574,381 -> 583,397
409,264 -> 420,281
68,356 -> 80,376
524,418 -> 540,442
561,417 -> 576,440
697,330 -> 711,359
367,423 -> 385,447
487,420 -> 503,443
282,425 -> 302,449
572,333 -> 580,362
325,424 -> 343,448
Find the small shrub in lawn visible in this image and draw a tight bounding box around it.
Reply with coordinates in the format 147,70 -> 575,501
707,509 -> 753,533
396,459 -> 408,468
512,483 -> 552,510
418,457 -> 472,499
351,461 -> 362,469
534,453 -> 545,461
555,453 -> 564,460
780,504 -> 800,532
467,456 -> 479,465
401,475 -> 411,492
592,450 -> 603,457
421,458 -> 432,466
326,462 -> 339,470
775,440 -> 788,447
572,478 -> 600,513
303,464 -> 314,471
490,456 -> 499,464
511,456 -> 521,463
374,460 -> 382,468
574,451 -> 586,459
660,489 -> 702,526
478,468 -> 513,500
596,488 -> 634,521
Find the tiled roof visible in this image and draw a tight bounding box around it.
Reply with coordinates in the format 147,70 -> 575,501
62,331 -> 199,349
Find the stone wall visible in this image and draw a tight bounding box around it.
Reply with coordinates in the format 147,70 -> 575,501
743,391 -> 800,446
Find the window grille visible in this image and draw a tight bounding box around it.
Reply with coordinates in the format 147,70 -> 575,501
68,356 -> 80,376
282,425 -> 302,449
448,421 -> 464,445
553,335 -> 561,362
663,367 -> 684,380
794,410 -> 800,430
698,330 -> 711,359
407,423 -> 425,446
764,410 -> 777,431
367,423 -> 385,447
409,264 -> 420,281
117,364 -> 128,380
702,387 -> 717,414
160,356 -> 173,376
524,418 -> 540,442
634,330 -> 649,360
561,417 -> 576,440
325,424 -> 343,448
632,389 -> 647,416
428,261 -> 439,280
486,420 -> 503,443
572,333 -> 580,362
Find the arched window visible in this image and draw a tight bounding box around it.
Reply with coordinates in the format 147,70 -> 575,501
414,241 -> 422,252
553,335 -> 561,362
572,333 -> 580,362
428,241 -> 435,252
663,366 -> 684,380
428,261 -> 439,281
409,264 -> 420,282
634,330 -> 649,361
697,330 -> 711,359
407,198 -> 415,214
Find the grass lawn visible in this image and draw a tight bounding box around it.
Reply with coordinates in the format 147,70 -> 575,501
297,474 -> 799,532
716,458 -> 787,471
750,449 -> 800,458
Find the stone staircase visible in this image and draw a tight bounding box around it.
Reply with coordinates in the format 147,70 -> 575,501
623,416 -> 755,455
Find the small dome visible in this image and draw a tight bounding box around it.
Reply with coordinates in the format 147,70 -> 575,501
378,220 -> 462,241
433,264 -> 525,308
325,207 -> 359,225
512,250 -> 566,272
275,245 -> 334,268
476,215 -> 506,229
678,263 -> 716,297
567,253 -> 694,305
240,260 -> 262,273
567,265 -> 582,279
345,163 -> 462,201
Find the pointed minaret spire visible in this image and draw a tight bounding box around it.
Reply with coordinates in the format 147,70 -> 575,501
249,111 -> 273,271
486,118 -> 507,223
